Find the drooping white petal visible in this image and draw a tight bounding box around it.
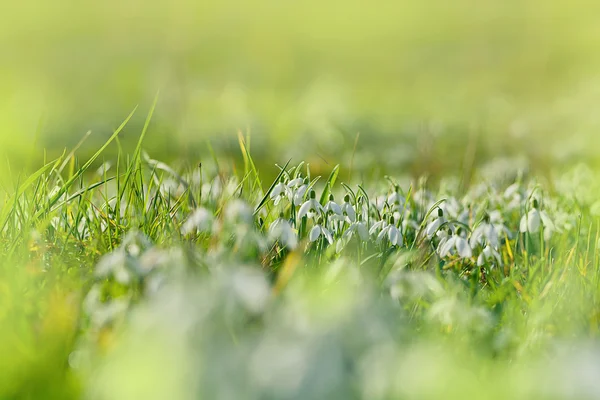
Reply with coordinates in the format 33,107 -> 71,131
270,183 -> 285,200
455,237 -> 472,258
426,218 -> 444,238
477,253 -> 485,266
292,186 -> 308,206
519,215 -> 528,233
438,237 -> 455,257
321,226 -> 334,244
287,178 -> 304,188
309,226 -> 321,242
325,201 -> 343,216
540,211 -> 555,231
298,201 -> 312,219
369,220 -> 386,235
342,203 -> 356,222
527,209 -> 541,233
376,227 -> 388,243
388,226 -> 402,246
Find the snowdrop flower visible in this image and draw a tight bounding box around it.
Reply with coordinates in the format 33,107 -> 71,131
286,177 -> 304,188
470,214 -> 500,248
343,215 -> 369,241
292,185 -> 308,206
269,214 -> 298,249
324,194 -> 342,217
181,207 -> 213,235
270,179 -> 290,206
387,185 -> 404,210
477,244 -> 502,267
341,194 -> 356,223
309,218 -> 334,244
298,190 -> 323,219
519,199 -> 553,234
373,195 -> 388,212
288,178 -> 309,206
438,228 -> 472,259
377,217 -> 403,246
369,218 -> 387,236
425,208 -> 447,238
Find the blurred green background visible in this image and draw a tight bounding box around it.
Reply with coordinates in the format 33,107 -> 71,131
2,0 -> 600,175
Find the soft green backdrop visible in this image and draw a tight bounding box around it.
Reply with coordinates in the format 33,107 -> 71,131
2,0 -> 600,175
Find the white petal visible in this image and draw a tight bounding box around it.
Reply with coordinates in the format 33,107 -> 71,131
377,227 -> 388,243
369,220 -> 384,235
321,227 -> 334,244
388,226 -> 401,246
343,204 -> 356,222
540,211 -> 555,230
519,215 -> 528,233
287,178 -> 303,188
456,237 -> 472,258
477,253 -> 485,266
439,237 -> 455,257
270,183 -> 284,199
327,202 -> 342,215
309,226 -> 321,242
426,218 -> 442,238
528,210 -> 541,233
470,226 -> 483,247
293,186 -> 308,205
298,201 -> 312,219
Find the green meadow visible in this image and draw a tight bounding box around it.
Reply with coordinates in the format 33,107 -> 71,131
2,1 -> 600,399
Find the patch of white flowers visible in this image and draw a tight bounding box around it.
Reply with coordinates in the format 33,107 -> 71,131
168,164 -> 578,272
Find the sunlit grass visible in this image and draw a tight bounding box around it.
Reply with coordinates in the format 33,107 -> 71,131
0,109 -> 599,398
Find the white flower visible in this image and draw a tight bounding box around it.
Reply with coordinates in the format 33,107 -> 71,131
377,220 -> 403,246
477,245 -> 502,267
288,178 -> 308,206
519,200 -> 553,234
425,208 -> 447,238
287,177 -> 304,188
470,215 -> 500,248
298,190 -> 323,219
344,216 -> 369,241
181,207 -> 213,234
270,181 -> 290,206
309,222 -> 333,244
438,230 -> 472,259
324,194 -> 343,217
341,194 -> 356,223
387,185 -> 404,210
369,219 -> 387,236
269,216 -> 298,249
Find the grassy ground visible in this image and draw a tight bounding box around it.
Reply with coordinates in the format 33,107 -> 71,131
3,2 -> 600,398
1,106 -> 600,399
